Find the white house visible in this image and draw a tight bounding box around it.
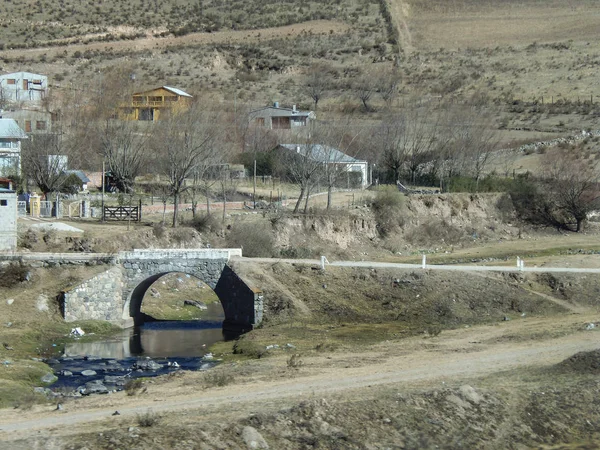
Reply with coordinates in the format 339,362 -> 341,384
0,72 -> 48,105
0,119 -> 27,177
277,144 -> 369,188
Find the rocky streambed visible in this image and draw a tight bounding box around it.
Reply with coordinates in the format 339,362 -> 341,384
41,354 -> 217,397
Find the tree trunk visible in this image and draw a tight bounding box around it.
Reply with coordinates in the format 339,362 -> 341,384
172,192 -> 179,227
576,217 -> 584,232
222,185 -> 226,223
162,201 -> 166,225
206,196 -> 211,215
293,186 -> 305,213
303,186 -> 311,213
326,185 -> 333,210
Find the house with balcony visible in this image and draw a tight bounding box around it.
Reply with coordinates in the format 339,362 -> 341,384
0,72 -> 48,105
120,86 -> 192,121
248,102 -> 315,130
0,119 -> 27,177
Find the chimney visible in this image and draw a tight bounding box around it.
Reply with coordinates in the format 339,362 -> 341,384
274,101 -> 279,108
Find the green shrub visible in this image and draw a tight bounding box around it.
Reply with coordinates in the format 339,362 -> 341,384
226,222 -> 275,257
371,186 -> 405,236
232,338 -> 267,359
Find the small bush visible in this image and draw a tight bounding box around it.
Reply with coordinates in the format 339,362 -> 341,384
152,223 -> 166,239
371,186 -> 405,236
0,263 -> 30,288
203,371 -> 234,387
19,229 -> 38,249
137,409 -> 160,427
124,378 -> 143,396
232,338 -> 267,359
287,353 -> 303,369
187,213 -> 219,233
226,222 -> 275,257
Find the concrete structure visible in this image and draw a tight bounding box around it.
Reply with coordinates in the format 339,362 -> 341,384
1,108 -> 52,134
248,102 -> 315,130
277,143 -> 369,188
0,178 -> 17,250
0,119 -> 27,177
46,249 -> 262,331
0,72 -> 48,105
120,86 -> 192,122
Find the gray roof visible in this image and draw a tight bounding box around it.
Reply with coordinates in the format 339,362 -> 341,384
249,106 -> 312,118
279,144 -> 365,164
0,119 -> 27,139
163,86 -> 192,97
65,170 -> 91,183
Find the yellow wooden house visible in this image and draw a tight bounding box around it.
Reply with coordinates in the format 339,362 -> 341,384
120,86 -> 192,121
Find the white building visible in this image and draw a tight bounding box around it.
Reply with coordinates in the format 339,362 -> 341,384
0,178 -> 17,251
0,119 -> 27,177
0,72 -> 48,105
277,144 -> 369,188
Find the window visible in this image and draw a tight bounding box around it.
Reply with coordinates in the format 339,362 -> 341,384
32,79 -> 43,85
36,121 -> 46,131
6,79 -> 16,85
0,141 -> 11,148
25,121 -> 31,132
0,200 -> 7,206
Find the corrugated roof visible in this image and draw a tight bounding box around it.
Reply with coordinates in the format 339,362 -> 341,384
249,106 -> 312,117
279,144 -> 365,164
65,170 -> 91,183
162,86 -> 193,97
0,119 -> 27,139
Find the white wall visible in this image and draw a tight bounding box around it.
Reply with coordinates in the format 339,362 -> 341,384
0,192 -> 17,250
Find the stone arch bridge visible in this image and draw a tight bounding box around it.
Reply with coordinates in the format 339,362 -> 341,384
6,249 -> 262,332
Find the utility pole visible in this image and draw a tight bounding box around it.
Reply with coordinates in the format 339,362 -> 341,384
101,161 -> 105,222
253,159 -> 257,209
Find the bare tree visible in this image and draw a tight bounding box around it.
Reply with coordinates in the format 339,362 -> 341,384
319,120 -> 365,209
376,67 -> 401,109
276,125 -> 327,213
305,62 -> 332,111
152,105 -> 223,227
539,151 -> 600,232
354,71 -> 376,112
100,120 -> 147,194
448,106 -> 499,190
377,106 -> 443,185
21,133 -> 69,198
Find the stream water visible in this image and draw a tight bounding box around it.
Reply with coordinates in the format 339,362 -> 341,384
46,303 -> 231,393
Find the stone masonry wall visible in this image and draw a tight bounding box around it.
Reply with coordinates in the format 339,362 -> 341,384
62,267 -> 124,323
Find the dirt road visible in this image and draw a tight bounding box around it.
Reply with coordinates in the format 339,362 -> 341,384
0,20 -> 348,60
0,314 -> 597,440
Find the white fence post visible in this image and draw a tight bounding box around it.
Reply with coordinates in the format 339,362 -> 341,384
422,254 -> 426,269
320,256 -> 329,270
517,256 -> 521,269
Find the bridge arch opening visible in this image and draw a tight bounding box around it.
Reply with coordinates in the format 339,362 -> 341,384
126,272 -> 223,325
122,262 -> 262,333
133,272 -> 223,323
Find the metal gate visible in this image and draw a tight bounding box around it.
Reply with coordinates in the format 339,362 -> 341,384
39,201 -> 53,217
17,201 -> 26,216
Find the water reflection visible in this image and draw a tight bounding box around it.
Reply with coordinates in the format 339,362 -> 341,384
65,302 -> 228,359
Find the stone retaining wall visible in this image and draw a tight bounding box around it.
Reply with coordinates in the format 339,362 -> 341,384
62,267 -> 124,323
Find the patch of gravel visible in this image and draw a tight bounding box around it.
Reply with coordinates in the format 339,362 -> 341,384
29,222 -> 84,233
